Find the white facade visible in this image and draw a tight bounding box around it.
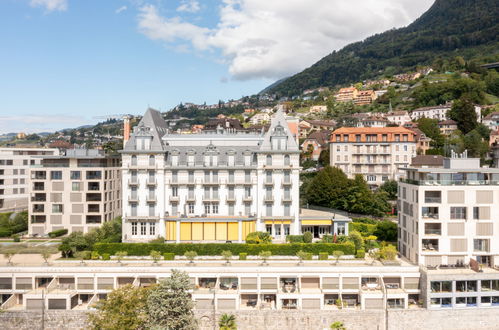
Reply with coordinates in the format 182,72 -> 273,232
398,156 -> 499,268
410,104 -> 481,122
0,147 -> 58,212
385,111 -> 412,126
121,109 -> 305,242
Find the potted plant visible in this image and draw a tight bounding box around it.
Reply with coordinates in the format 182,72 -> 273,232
259,250 -> 271,265
332,250 -> 344,265
184,250 -> 198,264
221,250 -> 233,265
150,250 -> 161,265
115,251 -> 128,265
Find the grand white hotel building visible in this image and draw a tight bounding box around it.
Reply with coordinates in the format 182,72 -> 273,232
121,109 -> 349,243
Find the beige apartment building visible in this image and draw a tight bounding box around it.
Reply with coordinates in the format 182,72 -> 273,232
330,127 -> 417,187
28,149 -> 121,236
398,153 -> 499,268
0,147 -> 59,212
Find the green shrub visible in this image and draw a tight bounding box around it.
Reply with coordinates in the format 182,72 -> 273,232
91,251 -> 100,260
101,253 -> 110,260
12,235 -> 21,242
149,236 -> 165,244
356,250 -> 366,259
286,235 -> 304,243
48,228 -> 68,238
303,232 -> 313,243
320,235 -> 334,243
296,250 -> 313,261
245,231 -> 272,244
319,252 -> 329,260
76,250 -> 92,260
163,253 -> 175,260
239,253 -> 247,260
0,228 -> 12,238
349,222 -> 376,237
94,242 -> 355,256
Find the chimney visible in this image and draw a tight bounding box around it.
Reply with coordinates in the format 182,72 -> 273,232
123,116 -> 131,147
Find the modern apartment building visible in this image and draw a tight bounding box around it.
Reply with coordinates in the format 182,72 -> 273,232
0,261 -> 421,311
28,149 -> 121,236
398,153 -> 499,268
329,127 -> 417,187
121,109 -> 350,243
0,147 -> 58,212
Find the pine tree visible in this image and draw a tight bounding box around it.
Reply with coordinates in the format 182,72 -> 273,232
146,269 -> 197,330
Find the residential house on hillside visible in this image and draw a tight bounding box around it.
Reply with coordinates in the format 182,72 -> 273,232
357,116 -> 389,128
438,120 -> 458,136
249,112 -> 271,125
410,154 -> 444,168
301,130 -> 330,161
386,111 -> 412,126
330,127 -> 417,187
409,128 -> 432,155
410,104 -> 452,121
354,90 -> 377,106
298,120 -> 336,138
309,105 -> 327,114
335,87 -> 358,102
482,112 -> 499,131
204,118 -> 243,131
394,72 -> 421,82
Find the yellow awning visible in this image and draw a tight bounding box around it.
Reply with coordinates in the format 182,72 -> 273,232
264,220 -> 292,224
301,220 -> 332,225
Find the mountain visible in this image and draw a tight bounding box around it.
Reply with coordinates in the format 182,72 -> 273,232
264,0 -> 499,97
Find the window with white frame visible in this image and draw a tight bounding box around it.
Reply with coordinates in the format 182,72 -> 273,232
212,203 -> 219,214
150,223 -> 156,236
188,203 -> 195,214
132,222 -> 137,235
204,203 -> 210,214
172,186 -> 178,197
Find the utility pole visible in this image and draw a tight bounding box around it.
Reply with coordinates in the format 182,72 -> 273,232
41,288 -> 45,330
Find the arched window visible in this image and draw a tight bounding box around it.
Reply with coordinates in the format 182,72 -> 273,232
284,155 -> 290,166
131,155 -> 137,166
266,154 -> 272,166
149,155 -> 155,166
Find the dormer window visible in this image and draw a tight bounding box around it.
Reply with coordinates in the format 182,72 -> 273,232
270,123 -> 287,150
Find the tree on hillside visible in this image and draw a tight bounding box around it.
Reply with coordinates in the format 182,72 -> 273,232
305,166 -> 349,208
416,118 -> 444,147
146,269 -> 197,330
373,221 -> 398,242
318,149 -> 330,167
379,180 -> 398,200
88,284 -> 150,330
463,130 -> 489,159
448,96 -> 478,134
341,175 -> 390,217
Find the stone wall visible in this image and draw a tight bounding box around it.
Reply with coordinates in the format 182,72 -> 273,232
2,308 -> 499,330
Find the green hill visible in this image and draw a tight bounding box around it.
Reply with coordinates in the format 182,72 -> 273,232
265,0 -> 499,97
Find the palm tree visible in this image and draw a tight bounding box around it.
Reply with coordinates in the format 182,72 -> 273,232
219,313 -> 237,330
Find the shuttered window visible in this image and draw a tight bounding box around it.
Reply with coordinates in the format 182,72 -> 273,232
15,277 -> 32,290
260,278 -> 277,290
301,278 -> 320,289
77,277 -> 94,290
302,299 -> 321,309
447,256 -> 465,265
0,278 -> 13,289
404,278 -> 419,290
476,191 -> 493,204
364,298 -> 383,309
476,223 -> 493,236
342,277 -> 359,289
97,278 -> 114,290
322,278 -> 339,290
48,299 -> 66,310
450,239 -> 467,252
447,223 -> 464,236
447,190 -> 464,204
425,256 -> 442,267
240,278 -> 257,290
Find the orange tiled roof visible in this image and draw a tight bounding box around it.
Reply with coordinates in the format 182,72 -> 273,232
330,126 -> 416,142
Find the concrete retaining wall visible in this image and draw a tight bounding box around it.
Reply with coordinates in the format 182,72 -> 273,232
2,308 -> 499,330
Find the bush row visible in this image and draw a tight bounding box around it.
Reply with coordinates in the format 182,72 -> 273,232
48,228 -> 68,238
94,242 -> 355,256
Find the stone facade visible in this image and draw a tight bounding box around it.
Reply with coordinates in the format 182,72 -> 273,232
3,309 -> 499,330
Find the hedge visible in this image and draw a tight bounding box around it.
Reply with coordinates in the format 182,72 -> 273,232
48,228 -> 68,238
349,223 -> 376,236
286,235 -> 304,243
94,242 -> 355,256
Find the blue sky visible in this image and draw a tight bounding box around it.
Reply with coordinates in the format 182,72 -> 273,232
0,0 -> 434,134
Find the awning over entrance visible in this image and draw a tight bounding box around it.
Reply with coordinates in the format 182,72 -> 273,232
301,220 -> 332,226
264,220 -> 292,224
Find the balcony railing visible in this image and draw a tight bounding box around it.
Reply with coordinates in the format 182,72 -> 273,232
146,178 -> 157,186
128,178 -> 139,186
402,179 -> 499,186
424,229 -> 441,235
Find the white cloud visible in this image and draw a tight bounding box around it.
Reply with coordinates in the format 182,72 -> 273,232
30,0 -> 67,12
177,0 -> 200,13
115,5 -> 128,14
137,0 -> 434,80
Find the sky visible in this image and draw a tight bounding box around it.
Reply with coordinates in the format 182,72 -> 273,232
0,0 -> 434,134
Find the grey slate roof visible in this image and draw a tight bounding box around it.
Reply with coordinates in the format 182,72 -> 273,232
124,108 -> 168,152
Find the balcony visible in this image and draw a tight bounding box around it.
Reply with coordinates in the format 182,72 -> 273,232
203,178 -> 220,185
264,179 -> 274,186
128,195 -> 139,203
31,194 -> 46,202
146,178 -> 157,186
424,191 -> 441,203
424,223 -> 441,236
422,239 -> 439,252
422,207 -> 439,219
186,195 -> 196,202
128,178 -> 139,186
282,179 -> 292,186
31,215 -> 46,224
88,182 -> 100,191
170,196 -> 180,202
243,195 -> 253,202
282,195 -> 292,203
86,193 -> 102,202
32,205 -> 45,213
147,195 -> 157,203
203,195 -> 219,202
33,183 -> 45,191
33,172 -> 47,180
264,195 -> 274,203
226,194 -> 236,202
88,204 -> 100,213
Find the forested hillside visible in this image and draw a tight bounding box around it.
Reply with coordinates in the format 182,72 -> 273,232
266,0 -> 499,97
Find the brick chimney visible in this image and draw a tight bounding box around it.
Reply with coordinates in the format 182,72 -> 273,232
123,116 -> 131,148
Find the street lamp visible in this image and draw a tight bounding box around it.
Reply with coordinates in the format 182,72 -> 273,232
209,287 -> 216,330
